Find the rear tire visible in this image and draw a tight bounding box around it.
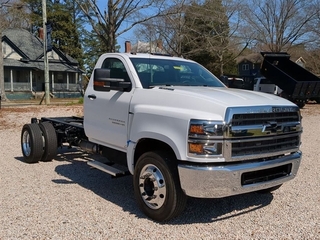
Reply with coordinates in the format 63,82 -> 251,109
39,122 -> 57,161
21,123 -> 44,163
133,151 -> 187,222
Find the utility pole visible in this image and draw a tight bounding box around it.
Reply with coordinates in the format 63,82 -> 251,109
0,1 -> 10,102
42,0 -> 50,105
0,28 -> 6,102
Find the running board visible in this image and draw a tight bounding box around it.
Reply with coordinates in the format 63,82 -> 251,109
87,160 -> 128,177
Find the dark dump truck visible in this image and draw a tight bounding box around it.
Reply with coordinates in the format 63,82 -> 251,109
260,52 -> 320,108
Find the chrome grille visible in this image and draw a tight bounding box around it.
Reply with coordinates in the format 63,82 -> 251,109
231,112 -> 300,126
224,106 -> 302,161
232,134 -> 300,157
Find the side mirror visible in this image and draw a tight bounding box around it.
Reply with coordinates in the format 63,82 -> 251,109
93,68 -> 132,92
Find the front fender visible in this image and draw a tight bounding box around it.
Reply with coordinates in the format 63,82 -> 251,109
126,131 -> 182,174
127,110 -> 190,172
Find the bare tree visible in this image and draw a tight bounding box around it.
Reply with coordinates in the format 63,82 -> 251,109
243,0 -> 319,52
77,0 -> 177,53
133,0 -> 188,56
134,0 -> 245,76
302,2 -> 320,74
210,0 -> 246,75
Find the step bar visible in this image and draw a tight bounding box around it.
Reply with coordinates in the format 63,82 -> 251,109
87,160 -> 128,177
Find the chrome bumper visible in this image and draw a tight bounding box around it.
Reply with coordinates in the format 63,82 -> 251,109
178,151 -> 301,198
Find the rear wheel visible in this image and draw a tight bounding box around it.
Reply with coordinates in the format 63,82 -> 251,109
39,122 -> 57,161
21,123 -> 44,163
133,151 -> 187,222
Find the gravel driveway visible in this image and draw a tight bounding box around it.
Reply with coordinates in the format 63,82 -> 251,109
0,104 -> 319,239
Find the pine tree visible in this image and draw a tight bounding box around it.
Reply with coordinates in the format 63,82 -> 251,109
22,0 -> 83,68
181,0 -> 236,76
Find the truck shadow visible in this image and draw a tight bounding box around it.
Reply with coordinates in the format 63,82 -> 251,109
171,193 -> 273,224
51,149 -> 274,224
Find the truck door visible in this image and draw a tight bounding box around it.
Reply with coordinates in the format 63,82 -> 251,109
84,57 -> 133,151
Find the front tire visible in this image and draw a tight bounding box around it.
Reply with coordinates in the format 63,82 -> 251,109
133,151 -> 187,222
21,123 -> 44,163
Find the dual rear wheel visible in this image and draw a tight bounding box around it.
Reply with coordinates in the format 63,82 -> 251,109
21,122 -> 57,163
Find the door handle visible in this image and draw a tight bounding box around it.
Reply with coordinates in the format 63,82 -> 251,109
88,94 -> 96,100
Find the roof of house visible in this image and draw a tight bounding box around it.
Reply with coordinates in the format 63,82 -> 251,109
2,28 -> 80,72
131,40 -> 168,54
236,53 -> 263,64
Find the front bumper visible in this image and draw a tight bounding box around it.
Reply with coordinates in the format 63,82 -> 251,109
178,151 -> 301,198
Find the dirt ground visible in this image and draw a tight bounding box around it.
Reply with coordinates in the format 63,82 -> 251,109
0,102 -> 319,239
0,104 -> 83,130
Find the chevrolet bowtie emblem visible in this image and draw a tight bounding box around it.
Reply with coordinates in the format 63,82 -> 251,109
262,121 -> 278,133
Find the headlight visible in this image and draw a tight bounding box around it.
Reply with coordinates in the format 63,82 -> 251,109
189,120 -> 225,138
189,142 -> 222,155
188,120 -> 225,157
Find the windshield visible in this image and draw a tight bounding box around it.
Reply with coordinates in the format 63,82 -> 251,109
130,58 -> 225,88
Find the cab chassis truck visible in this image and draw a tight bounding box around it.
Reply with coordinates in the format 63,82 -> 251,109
21,50 -> 302,222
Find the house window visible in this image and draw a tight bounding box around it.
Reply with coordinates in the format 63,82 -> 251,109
57,73 -> 64,83
242,64 -> 249,70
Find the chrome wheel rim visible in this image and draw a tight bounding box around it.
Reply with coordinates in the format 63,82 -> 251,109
138,164 -> 166,209
22,130 -> 31,157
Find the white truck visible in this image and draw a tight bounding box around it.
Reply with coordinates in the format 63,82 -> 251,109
21,51 -> 302,222
253,77 -> 282,95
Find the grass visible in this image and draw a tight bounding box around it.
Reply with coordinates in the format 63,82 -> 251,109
64,97 -> 84,105
2,98 -> 84,106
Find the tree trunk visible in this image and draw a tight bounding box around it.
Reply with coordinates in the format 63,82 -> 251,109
108,0 -> 116,53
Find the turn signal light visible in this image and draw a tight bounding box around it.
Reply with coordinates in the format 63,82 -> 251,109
189,125 -> 204,134
189,143 -> 203,154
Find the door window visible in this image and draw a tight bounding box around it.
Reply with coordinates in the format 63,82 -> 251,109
101,58 -> 130,82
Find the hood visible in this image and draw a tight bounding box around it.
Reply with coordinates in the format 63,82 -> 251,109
168,86 -> 288,106
131,86 -> 296,120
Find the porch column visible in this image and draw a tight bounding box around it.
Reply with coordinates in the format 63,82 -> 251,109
29,70 -> 33,91
67,72 -> 69,90
10,69 -> 13,92
51,72 -> 54,92
75,72 -> 79,83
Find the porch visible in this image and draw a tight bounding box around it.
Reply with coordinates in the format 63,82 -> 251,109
3,68 -> 83,100
4,82 -> 82,100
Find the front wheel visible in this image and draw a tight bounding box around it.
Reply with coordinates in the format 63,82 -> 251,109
133,151 -> 187,222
